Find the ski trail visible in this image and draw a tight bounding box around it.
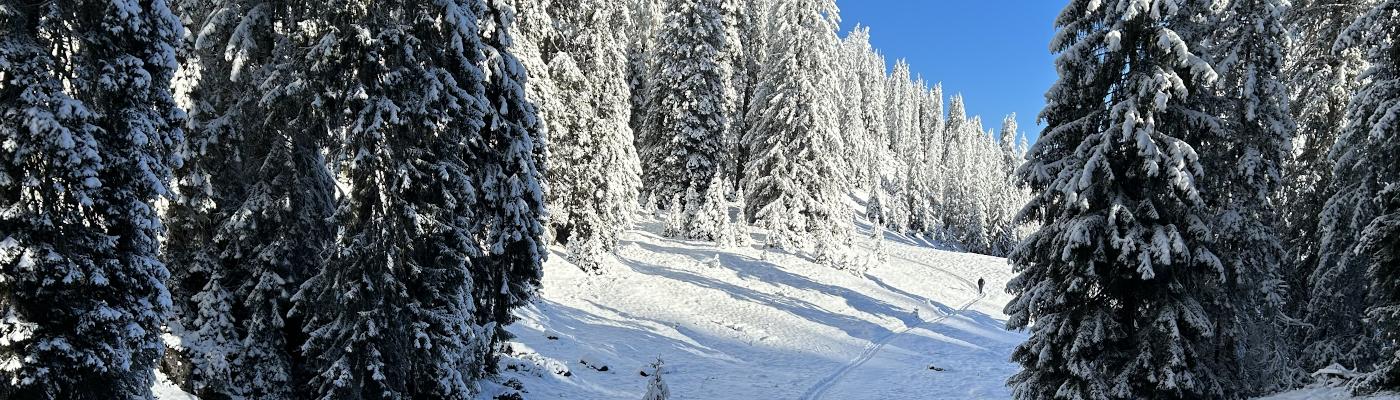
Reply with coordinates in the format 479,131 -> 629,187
799,292 -> 985,400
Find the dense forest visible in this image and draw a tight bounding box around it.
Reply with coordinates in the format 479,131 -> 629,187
1,0 -> 1398,399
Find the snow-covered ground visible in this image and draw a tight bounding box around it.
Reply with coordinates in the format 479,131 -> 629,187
483,213 -> 1026,400
1261,387 -> 1400,400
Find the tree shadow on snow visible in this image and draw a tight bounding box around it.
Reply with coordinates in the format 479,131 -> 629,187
618,241 -> 967,345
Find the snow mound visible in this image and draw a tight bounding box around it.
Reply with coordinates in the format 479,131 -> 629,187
152,370 -> 197,400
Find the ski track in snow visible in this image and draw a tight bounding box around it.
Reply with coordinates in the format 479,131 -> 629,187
797,241 -> 989,400
800,292 -> 985,400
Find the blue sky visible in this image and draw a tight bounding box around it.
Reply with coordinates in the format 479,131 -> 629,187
837,1 -> 1062,141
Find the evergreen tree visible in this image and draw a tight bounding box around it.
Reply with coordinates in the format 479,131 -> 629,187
639,0 -> 731,230
1281,2 -> 1376,357
530,0 -> 643,273
163,0 -> 337,396
689,174 -> 738,246
1197,0 -> 1299,392
838,27 -> 876,185
992,114 -> 1023,255
1304,0 -> 1394,372
718,0 -> 748,189
921,84 -> 946,237
642,359 -> 670,400
476,0 -> 550,373
626,0 -> 662,137
728,0 -> 771,190
743,0 -> 851,266
860,44 -> 891,191
940,94 -> 970,241
1334,0 -> 1400,391
1005,1 -> 1233,398
1356,186 -> 1400,394
160,0 -> 247,391
0,0 -> 183,397
292,0 -> 515,397
1295,0 -> 1390,371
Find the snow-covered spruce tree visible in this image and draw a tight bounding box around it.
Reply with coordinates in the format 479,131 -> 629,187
0,0 -> 183,397
991,114 -> 1023,256
1291,0 -> 1388,371
961,117 -> 992,254
920,84 -> 947,238
642,359 -> 670,400
878,61 -> 915,232
1356,185 -> 1400,394
164,0 -> 338,396
292,0 -> 504,397
859,42 -> 890,190
939,94 -> 970,241
1306,0 -> 1400,372
904,78 -> 934,234
638,0 -> 730,233
886,60 -> 915,166
838,26 -> 875,185
1005,0 -> 1234,398
626,0 -> 662,139
731,0 -> 769,191
718,0 -> 748,189
1281,1 -> 1375,351
1195,0 -> 1299,392
160,0 -> 247,393
1335,1 -> 1400,391
743,0 -> 850,265
528,0 -> 643,273
689,174 -> 738,246
476,0 -> 549,373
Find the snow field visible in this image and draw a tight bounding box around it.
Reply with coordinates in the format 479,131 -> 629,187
486,216 -> 1025,399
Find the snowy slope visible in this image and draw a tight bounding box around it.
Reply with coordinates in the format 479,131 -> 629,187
483,214 -> 1026,400
1260,388 -> 1400,400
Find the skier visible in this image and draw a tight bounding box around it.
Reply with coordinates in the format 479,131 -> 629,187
977,278 -> 985,294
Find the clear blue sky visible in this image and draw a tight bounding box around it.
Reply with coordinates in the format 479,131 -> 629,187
837,1 -> 1062,141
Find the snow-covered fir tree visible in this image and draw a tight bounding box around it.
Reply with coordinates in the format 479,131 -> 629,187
625,0 -> 663,137
730,0 -> 770,190
838,26 -> 876,185
689,174 -> 738,246
743,0 -> 852,268
1356,184 -> 1400,394
163,0 -> 338,396
638,0 -> 731,239
858,36 -> 891,190
475,0 -> 550,373
1005,0 -> 1236,398
524,0 -> 643,273
918,84 -> 947,237
718,0 -> 748,188
159,0 -> 248,393
1281,2 -> 1376,357
1196,0 -> 1300,392
940,95 -> 974,244
0,0 -> 183,397
1288,0 -> 1389,372
291,0 -> 544,396
1334,0 -> 1400,392
990,114 -> 1025,256
642,359 -> 670,400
